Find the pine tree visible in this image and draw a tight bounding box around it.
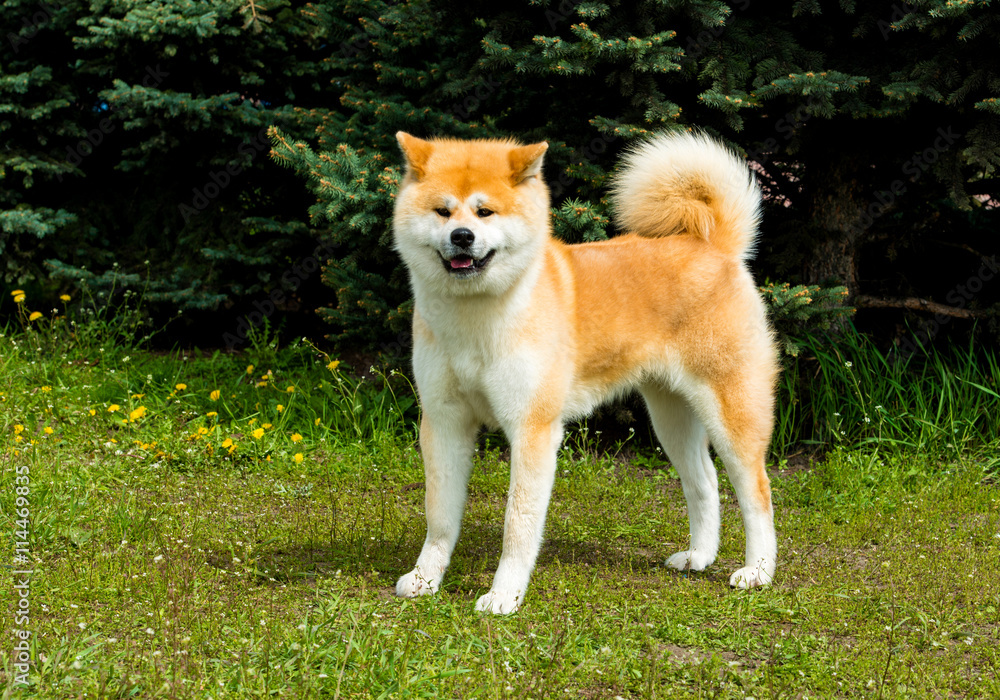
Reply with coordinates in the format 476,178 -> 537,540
275,0 -> 998,351
1,0 -> 336,339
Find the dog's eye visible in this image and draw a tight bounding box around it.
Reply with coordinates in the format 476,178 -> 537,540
435,208 -> 450,217
476,208 -> 494,218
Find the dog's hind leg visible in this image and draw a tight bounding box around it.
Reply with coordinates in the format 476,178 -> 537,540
641,387 -> 721,573
694,373 -> 777,588
396,406 -> 479,598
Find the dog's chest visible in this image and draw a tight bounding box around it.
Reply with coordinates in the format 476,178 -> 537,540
427,326 -> 547,426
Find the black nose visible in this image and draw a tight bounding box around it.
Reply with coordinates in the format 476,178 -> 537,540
450,228 -> 475,249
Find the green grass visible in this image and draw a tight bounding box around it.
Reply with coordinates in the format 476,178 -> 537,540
1,307 -> 999,698
774,328 -> 1000,454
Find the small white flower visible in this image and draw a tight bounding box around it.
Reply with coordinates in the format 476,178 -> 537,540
845,361 -> 853,368
153,554 -> 163,562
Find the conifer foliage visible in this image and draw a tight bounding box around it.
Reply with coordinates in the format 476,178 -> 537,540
3,1 -> 997,349
274,0 -> 998,349
1,0 -> 333,333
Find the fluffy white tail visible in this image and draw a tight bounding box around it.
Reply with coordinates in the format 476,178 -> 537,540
609,131 -> 762,261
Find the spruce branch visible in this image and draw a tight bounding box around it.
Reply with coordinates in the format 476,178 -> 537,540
240,0 -> 273,34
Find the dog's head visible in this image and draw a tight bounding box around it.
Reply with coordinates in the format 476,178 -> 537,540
392,133 -> 550,296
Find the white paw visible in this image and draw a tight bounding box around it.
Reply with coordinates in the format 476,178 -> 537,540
728,560 -> 775,589
395,569 -> 439,598
666,549 -> 714,572
475,589 -> 523,615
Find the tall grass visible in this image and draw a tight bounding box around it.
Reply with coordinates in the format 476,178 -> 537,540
773,325 -> 999,455
8,277 -> 996,459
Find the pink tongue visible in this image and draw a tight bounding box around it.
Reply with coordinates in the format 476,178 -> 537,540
450,257 -> 474,269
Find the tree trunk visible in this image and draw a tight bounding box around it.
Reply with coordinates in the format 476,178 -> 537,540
803,151 -> 868,300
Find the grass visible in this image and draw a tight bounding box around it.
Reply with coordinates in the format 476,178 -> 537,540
1,296 -> 999,698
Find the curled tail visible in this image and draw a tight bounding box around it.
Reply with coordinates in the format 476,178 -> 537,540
609,131 -> 762,261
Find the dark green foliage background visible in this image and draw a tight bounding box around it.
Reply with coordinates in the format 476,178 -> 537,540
2,0 -> 998,351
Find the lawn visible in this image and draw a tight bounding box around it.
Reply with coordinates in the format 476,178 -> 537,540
1,315 -> 999,698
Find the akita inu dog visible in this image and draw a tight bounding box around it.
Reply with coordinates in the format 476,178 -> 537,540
392,130 -> 779,614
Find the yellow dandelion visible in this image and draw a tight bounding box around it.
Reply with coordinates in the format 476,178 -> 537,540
252,428 -> 265,439
43,427 -> 54,435
108,404 -> 121,413
248,418 -> 257,425
196,426 -> 209,435
255,381 -> 267,388
11,290 -> 25,303
131,393 -> 145,399
262,423 -> 273,429
60,294 -> 71,302
286,385 -> 295,393
28,311 -> 42,321
293,453 -> 304,464
327,360 -> 340,371
291,433 -> 303,443
88,409 -> 96,417
246,364 -> 255,375
14,436 -> 22,443
314,418 -> 321,426
222,438 -> 233,448
14,424 -> 25,434
175,383 -> 187,391
276,405 -> 284,413
41,386 -> 52,392
206,411 -> 218,418
129,406 -> 147,421
210,389 -> 221,401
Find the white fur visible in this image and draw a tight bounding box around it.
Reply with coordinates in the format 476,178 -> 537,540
610,131 -> 763,261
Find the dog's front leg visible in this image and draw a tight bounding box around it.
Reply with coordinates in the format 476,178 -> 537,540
476,419 -> 563,614
396,407 -> 479,599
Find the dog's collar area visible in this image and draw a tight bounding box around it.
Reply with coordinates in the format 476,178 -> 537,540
441,250 -> 496,275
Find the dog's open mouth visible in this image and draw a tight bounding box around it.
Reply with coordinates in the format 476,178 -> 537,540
442,250 -> 495,275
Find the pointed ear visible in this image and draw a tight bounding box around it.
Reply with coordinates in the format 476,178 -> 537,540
509,142 -> 548,184
396,132 -> 433,180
